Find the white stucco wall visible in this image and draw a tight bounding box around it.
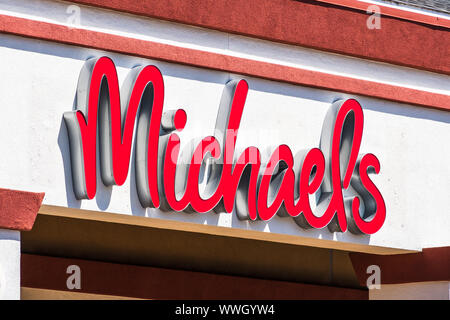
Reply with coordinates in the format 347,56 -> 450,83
0,1 -> 449,252
0,229 -> 20,300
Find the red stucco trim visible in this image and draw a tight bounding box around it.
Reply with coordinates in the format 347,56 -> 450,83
65,0 -> 450,74
0,188 -> 44,231
350,247 -> 450,285
0,14 -> 449,112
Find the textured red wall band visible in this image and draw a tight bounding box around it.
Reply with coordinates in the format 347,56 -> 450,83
66,0 -> 450,74
0,14 -> 449,112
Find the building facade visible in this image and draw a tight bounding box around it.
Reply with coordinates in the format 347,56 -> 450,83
0,0 -> 449,300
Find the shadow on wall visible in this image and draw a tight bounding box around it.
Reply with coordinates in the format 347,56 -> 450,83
57,118 -> 81,209
58,116 -> 114,211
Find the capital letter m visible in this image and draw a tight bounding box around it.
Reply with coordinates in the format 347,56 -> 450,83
63,56 -> 164,207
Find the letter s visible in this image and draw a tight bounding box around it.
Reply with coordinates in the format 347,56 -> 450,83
347,153 -> 386,234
